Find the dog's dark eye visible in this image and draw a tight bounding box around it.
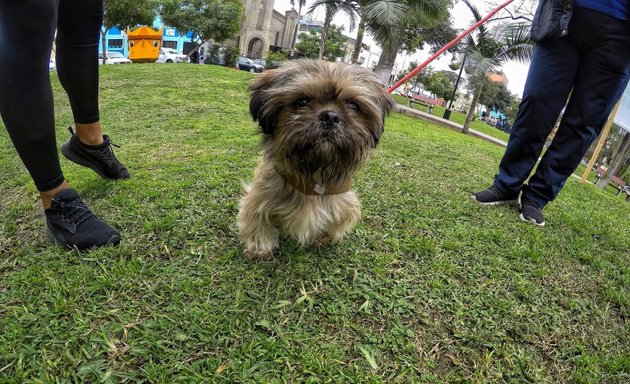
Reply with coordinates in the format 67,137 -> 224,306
347,101 -> 360,111
294,97 -> 311,109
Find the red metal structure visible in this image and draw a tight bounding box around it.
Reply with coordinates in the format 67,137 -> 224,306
387,0 -> 515,94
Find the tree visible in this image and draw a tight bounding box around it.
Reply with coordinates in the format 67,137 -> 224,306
323,26 -> 350,61
265,51 -> 289,69
478,81 -> 513,114
460,0 -> 533,133
223,46 -> 240,67
295,30 -> 321,59
438,69 -> 459,85
350,0 -> 369,64
366,0 -> 455,84
485,0 -> 537,23
102,0 -> 157,64
488,83 -> 514,113
295,25 -> 349,61
395,63 -> 433,93
290,0 -> 307,56
504,96 -> 521,123
424,72 -> 455,102
160,0 -> 244,57
306,0 -> 358,60
476,78 -> 499,107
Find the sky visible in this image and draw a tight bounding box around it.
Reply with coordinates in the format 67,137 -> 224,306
272,0 -> 531,97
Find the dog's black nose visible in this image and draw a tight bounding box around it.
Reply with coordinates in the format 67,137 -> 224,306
319,110 -> 340,128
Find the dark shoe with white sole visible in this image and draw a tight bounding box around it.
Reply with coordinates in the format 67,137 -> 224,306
519,197 -> 545,226
45,188 -> 121,250
61,127 -> 130,180
471,185 -> 519,205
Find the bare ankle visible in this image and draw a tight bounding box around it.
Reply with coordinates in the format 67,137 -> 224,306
40,181 -> 70,209
75,122 -> 104,146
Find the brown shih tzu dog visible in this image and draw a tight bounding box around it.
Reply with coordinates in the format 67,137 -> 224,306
238,60 -> 394,259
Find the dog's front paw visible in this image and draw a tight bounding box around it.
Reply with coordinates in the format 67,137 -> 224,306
245,247 -> 273,260
313,234 -> 334,248
244,238 -> 276,260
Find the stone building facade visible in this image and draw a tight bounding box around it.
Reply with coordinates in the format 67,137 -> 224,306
236,0 -> 298,59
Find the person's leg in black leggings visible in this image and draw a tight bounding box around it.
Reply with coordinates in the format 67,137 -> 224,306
0,0 -> 65,196
57,0 -> 101,130
56,0 -> 104,145
55,0 -> 129,180
0,0 -> 121,249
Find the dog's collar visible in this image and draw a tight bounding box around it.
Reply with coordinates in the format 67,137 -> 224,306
273,166 -> 352,195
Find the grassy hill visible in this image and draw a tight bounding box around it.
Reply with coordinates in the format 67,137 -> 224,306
0,64 -> 628,382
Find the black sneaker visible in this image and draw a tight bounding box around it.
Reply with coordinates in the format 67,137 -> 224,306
471,185 -> 519,205
45,188 -> 121,250
61,127 -> 130,180
519,198 -> 545,227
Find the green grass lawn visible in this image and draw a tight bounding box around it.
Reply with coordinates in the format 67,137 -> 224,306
1,64 -> 629,383
391,94 -> 511,142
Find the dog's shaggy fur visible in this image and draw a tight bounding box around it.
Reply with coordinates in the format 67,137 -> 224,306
238,60 -> 394,259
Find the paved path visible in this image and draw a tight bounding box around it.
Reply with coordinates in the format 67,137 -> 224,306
394,104 -> 508,147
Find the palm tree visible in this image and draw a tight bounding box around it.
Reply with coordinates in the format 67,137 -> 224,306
363,0 -> 450,84
350,2 -> 367,64
459,0 -> 533,133
306,0 -> 359,60
289,0 -> 307,56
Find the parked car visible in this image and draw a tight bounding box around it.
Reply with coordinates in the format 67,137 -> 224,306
157,48 -> 188,63
252,58 -> 283,69
236,57 -> 264,73
98,51 -> 132,65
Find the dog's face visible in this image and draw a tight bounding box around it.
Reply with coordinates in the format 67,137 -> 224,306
249,60 -> 395,184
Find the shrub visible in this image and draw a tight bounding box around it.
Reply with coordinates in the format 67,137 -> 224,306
264,51 -> 288,69
223,46 -> 239,67
206,44 -> 222,65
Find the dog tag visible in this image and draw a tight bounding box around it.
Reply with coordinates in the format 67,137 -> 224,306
314,183 -> 326,195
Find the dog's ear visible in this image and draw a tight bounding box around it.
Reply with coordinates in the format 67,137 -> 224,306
249,96 -> 278,136
382,91 -> 396,117
376,82 -> 396,118
249,69 -> 287,135
371,86 -> 396,146
249,94 -> 272,135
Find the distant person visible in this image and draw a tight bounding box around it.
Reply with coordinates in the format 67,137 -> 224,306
472,0 -> 630,226
190,49 -> 199,64
0,0 -> 129,249
428,104 -> 434,114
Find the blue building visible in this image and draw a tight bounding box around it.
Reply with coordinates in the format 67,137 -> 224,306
488,109 -> 506,120
100,18 -> 195,57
